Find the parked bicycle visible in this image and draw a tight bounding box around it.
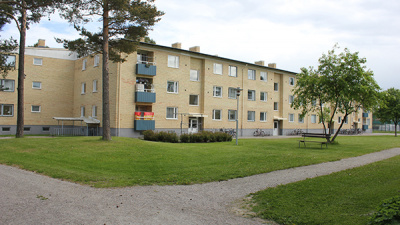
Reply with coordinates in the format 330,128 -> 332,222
253,128 -> 266,137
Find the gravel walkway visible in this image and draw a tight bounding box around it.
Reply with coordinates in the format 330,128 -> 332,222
1,148 -> 400,225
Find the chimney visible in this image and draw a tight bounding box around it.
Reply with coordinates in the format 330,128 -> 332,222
255,60 -> 265,66
38,39 -> 46,48
139,37 -> 145,42
172,42 -> 182,49
189,46 -> 200,52
268,63 -> 277,68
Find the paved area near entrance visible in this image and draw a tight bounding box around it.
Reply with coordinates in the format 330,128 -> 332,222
1,146 -> 400,224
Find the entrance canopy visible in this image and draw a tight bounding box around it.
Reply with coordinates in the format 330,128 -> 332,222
186,113 -> 208,118
273,116 -> 287,121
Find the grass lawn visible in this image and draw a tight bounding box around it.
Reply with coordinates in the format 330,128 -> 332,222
0,135 -> 399,188
250,155 -> 400,225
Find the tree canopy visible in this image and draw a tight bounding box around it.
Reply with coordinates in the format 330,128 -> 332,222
292,45 -> 380,142
374,88 -> 400,137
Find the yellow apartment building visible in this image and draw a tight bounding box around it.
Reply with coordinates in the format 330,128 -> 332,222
0,40 -> 373,137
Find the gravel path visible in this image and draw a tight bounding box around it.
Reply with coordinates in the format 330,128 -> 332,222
1,148 -> 400,225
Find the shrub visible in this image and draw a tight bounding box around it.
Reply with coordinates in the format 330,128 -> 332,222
180,133 -> 190,143
144,130 -> 232,143
368,196 -> 400,225
143,130 -> 156,141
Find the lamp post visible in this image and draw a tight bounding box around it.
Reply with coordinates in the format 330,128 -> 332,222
235,87 -> 243,145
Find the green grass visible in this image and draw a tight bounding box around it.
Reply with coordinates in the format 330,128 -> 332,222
0,136 -> 399,188
250,156 -> 400,225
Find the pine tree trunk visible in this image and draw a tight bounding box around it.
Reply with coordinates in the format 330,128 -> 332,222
16,6 -> 27,138
102,2 -> 111,141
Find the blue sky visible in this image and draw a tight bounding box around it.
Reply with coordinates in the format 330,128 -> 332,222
2,0 -> 400,90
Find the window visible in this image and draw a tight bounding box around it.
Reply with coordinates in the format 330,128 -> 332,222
31,105 -> 41,113
247,111 -> 255,121
260,71 -> 268,81
168,55 -> 179,68
228,110 -> 237,121
260,112 -> 267,122
229,66 -> 237,77
93,80 -> 98,92
42,127 -> 50,132
1,104 -> 13,116
213,86 -> 222,97
228,87 -> 237,99
311,114 -> 317,123
167,81 -> 178,93
289,113 -> 294,122
94,55 -> 100,67
213,63 -> 222,75
344,116 -> 348,124
81,59 -> 87,70
166,107 -> 178,119
213,109 -> 222,120
2,127 -> 10,132
32,81 -> 41,89
80,106 -> 85,117
274,102 -> 279,111
260,92 -> 268,102
298,114 -> 304,123
81,82 -> 86,94
338,116 -> 342,124
274,83 -> 279,91
24,127 -> 31,132
190,70 -> 199,81
289,95 -> 294,105
289,77 -> 295,86
2,55 -> 16,67
33,58 -> 42,65
248,90 -> 255,101
92,105 -> 97,117
189,95 -> 199,106
1,79 -> 14,92
248,69 -> 256,80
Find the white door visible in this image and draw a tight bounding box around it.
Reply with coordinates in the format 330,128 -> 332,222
188,118 -> 198,134
273,121 -> 279,136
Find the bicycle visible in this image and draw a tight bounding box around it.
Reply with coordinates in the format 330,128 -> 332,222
253,128 -> 265,137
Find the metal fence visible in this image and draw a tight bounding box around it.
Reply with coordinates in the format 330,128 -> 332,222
52,128 -> 85,136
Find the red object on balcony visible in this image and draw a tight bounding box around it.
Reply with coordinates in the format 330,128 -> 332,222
134,112 -> 141,120
143,112 -> 154,120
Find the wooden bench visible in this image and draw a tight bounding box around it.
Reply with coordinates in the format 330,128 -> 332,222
298,133 -> 331,149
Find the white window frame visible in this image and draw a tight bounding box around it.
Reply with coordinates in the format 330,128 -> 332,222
168,55 -> 179,68
274,83 -> 279,91
189,95 -> 199,106
344,116 -> 348,124
92,80 -> 98,92
274,102 -> 279,111
213,63 -> 223,75
213,86 -> 222,98
247,111 -> 255,122
248,90 -> 255,101
32,81 -> 42,89
289,95 -> 294,105
228,87 -> 237,99
190,70 -> 199,81
82,59 -> 87,71
92,105 -> 97,117
33,58 -> 42,66
94,55 -> 100,67
289,113 -> 295,122
0,104 -> 14,116
212,109 -> 222,121
248,69 -> 256,80
338,116 -> 342,124
298,114 -> 304,123
260,112 -> 267,122
260,71 -> 268,82
81,82 -> 86,94
167,81 -> 179,93
1,79 -> 15,92
228,110 -> 237,121
229,65 -> 237,77
260,92 -> 268,102
80,106 -> 85,117
289,77 -> 295,86
31,105 -> 41,113
311,114 -> 317,124
166,107 -> 178,119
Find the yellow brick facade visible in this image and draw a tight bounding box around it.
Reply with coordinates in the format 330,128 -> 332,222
0,42 -> 374,136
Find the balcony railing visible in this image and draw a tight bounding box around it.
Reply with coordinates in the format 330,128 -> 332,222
135,84 -> 156,103
362,112 -> 369,118
134,111 -> 155,131
136,63 -> 156,76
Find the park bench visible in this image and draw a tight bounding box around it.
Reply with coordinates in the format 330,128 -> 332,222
298,133 -> 331,149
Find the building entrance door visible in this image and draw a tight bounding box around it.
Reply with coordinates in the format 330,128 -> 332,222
273,121 -> 279,136
188,118 -> 198,134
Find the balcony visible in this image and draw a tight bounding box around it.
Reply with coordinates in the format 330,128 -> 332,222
362,125 -> 369,130
134,112 -> 155,131
136,63 -> 156,76
362,112 -> 369,118
135,84 -> 156,103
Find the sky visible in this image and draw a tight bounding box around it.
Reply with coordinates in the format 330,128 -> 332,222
2,0 -> 400,90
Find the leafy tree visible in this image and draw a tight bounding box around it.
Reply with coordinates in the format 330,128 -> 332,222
58,0 -> 164,141
0,37 -> 18,79
0,0 -> 63,138
374,88 -> 400,137
292,45 -> 380,142
144,36 -> 156,44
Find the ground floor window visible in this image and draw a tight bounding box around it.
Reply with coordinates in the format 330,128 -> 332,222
311,114 -> 317,123
248,111 -> 255,121
260,112 -> 267,122
289,113 -> 294,122
298,114 -> 304,123
213,109 -> 222,120
166,107 -> 178,119
228,110 -> 237,121
1,104 -> 13,116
